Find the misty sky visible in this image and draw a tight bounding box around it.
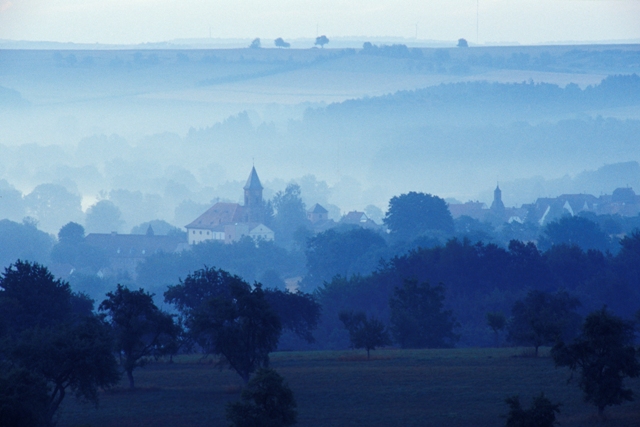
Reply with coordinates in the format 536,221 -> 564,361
1,0 -> 639,45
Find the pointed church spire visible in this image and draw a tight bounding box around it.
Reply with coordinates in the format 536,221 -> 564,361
244,166 -> 263,191
243,166 -> 264,222
491,183 -> 505,213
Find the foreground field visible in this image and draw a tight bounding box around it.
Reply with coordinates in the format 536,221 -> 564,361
59,348 -> 640,427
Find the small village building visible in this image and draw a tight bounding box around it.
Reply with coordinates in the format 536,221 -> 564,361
307,203 -> 329,223
185,167 -> 274,245
339,211 -> 382,230
84,230 -> 186,279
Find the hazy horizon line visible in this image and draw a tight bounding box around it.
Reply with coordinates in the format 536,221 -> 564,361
1,37 -> 639,51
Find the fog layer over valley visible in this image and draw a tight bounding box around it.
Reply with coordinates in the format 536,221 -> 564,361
1,45 -> 640,229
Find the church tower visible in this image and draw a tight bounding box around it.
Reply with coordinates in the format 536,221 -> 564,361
243,166 -> 264,222
490,184 -> 505,213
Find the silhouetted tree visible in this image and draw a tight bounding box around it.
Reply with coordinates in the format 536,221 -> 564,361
487,312 -> 506,347
0,364 -> 49,427
195,282 -> 281,383
305,227 -> 386,287
24,183 -> 83,232
226,368 -> 297,427
10,317 -> 120,426
57,221 -> 85,243
50,222 -> 107,273
339,310 -> 391,359
250,38 -> 261,49
455,215 -> 496,243
384,192 -> 454,242
389,280 -> 458,348
0,261 -> 119,425
272,184 -> 310,249
274,38 -> 291,48
0,260 -> 90,336
538,215 -> 609,252
263,288 -> 321,343
504,393 -> 561,427
457,38 -> 469,48
507,290 -> 581,356
99,285 -> 179,389
85,200 -> 124,233
315,35 -> 329,48
166,268 -> 281,382
551,308 -> 640,417
0,220 -> 53,269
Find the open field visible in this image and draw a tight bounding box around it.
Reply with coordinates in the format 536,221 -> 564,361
59,348 -> 640,427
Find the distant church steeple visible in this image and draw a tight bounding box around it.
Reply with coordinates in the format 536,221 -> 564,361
490,184 -> 505,212
243,166 -> 264,222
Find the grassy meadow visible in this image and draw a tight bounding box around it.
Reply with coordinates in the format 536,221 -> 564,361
59,347 -> 640,427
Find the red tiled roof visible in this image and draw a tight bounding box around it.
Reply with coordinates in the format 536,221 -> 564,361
185,202 -> 246,229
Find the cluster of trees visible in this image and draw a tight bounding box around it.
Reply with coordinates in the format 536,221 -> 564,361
248,36 -> 328,49
311,228 -> 640,349
309,75 -> 640,127
502,305 -> 639,422
0,261 -> 316,426
0,261 -> 120,426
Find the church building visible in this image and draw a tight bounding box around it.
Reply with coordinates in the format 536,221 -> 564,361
185,167 -> 275,245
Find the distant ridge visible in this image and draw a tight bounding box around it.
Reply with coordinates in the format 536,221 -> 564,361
3,37 -> 637,51
0,37 -> 455,50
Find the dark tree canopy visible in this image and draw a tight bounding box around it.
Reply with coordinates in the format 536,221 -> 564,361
0,220 -> 53,269
504,393 -> 561,427
193,282 -> 281,382
164,267 -> 247,318
389,280 -> 458,348
10,317 -> 120,425
507,290 -> 581,356
539,215 -> 610,252
551,308 -> 640,416
271,184 -> 310,248
0,261 -> 119,426
263,288 -> 321,344
99,285 -> 178,389
226,368 -> 297,427
487,311 -> 506,347
57,221 -> 85,243
0,260 -> 89,335
314,35 -> 329,48
384,192 -> 454,242
166,267 -> 282,382
339,310 -> 391,359
85,200 -> 124,234
51,223 -> 107,273
305,227 -> 386,287
249,38 -> 261,49
0,364 -> 49,427
457,38 -> 469,48
274,37 -> 291,48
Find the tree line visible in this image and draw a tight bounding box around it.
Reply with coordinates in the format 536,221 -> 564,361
0,261 -> 312,426
2,257 -> 638,426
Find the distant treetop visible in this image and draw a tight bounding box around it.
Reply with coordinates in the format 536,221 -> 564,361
315,35 -> 329,48
249,38 -> 261,49
275,38 -> 291,48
